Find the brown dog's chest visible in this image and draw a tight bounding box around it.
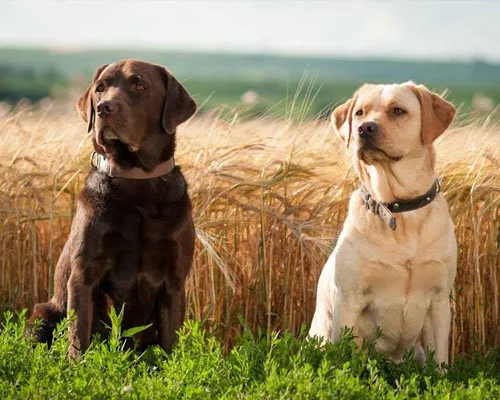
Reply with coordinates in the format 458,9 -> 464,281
101,203 -> 188,294
94,202 -> 193,330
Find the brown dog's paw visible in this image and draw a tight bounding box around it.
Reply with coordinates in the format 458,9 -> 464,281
25,319 -> 58,345
26,302 -> 65,345
67,344 -> 81,362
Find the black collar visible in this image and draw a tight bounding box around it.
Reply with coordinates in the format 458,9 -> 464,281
359,179 -> 441,230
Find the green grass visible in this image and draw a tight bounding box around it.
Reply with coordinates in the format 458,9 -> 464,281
0,312 -> 499,399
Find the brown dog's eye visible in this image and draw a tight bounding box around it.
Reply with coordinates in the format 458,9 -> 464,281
355,109 -> 363,116
393,107 -> 406,115
96,84 -> 105,93
131,76 -> 145,91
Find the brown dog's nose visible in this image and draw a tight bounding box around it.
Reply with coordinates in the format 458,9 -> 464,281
357,121 -> 378,139
96,100 -> 116,116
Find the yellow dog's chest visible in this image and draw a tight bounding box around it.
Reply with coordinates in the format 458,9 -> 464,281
355,259 -> 448,349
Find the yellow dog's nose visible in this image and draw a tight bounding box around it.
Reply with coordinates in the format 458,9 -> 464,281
357,121 -> 378,139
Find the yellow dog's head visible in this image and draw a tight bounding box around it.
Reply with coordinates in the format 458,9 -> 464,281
332,82 -> 456,164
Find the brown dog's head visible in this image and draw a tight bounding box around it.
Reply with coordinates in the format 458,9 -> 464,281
77,59 -> 197,169
331,82 -> 456,164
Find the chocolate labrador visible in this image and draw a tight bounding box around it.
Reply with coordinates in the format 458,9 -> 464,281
28,59 -> 197,359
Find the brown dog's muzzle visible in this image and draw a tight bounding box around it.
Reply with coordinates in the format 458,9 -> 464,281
96,100 -> 116,117
94,99 -> 138,153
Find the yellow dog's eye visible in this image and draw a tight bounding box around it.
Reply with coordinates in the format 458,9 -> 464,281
393,107 -> 406,115
355,109 -> 363,116
96,84 -> 105,93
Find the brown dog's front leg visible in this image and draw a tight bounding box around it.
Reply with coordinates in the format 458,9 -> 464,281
156,287 -> 186,353
63,205 -> 109,360
67,270 -> 95,360
27,240 -> 71,344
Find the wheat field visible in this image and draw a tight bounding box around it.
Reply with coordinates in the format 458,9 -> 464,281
0,95 -> 498,359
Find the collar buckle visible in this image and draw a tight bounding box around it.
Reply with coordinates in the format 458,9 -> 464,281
362,186 -> 378,214
367,197 -> 377,213
90,151 -> 98,168
90,151 -> 114,177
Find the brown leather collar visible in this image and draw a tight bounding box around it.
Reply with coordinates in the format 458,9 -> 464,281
360,179 -> 441,230
90,152 -> 175,179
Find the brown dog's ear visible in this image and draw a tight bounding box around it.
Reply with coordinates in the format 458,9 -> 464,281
409,84 -> 456,146
161,69 -> 197,135
331,97 -> 356,148
76,64 -> 108,133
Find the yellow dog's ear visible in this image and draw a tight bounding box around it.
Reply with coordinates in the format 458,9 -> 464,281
331,97 -> 356,148
408,83 -> 456,146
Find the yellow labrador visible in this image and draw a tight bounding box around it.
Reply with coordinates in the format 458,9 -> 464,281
310,82 -> 457,364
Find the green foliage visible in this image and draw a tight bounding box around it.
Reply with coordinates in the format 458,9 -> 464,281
1,48 -> 500,116
0,312 -> 499,399
106,304 -> 153,340
0,63 -> 66,102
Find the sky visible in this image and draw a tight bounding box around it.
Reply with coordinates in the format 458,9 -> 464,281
1,0 -> 500,62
